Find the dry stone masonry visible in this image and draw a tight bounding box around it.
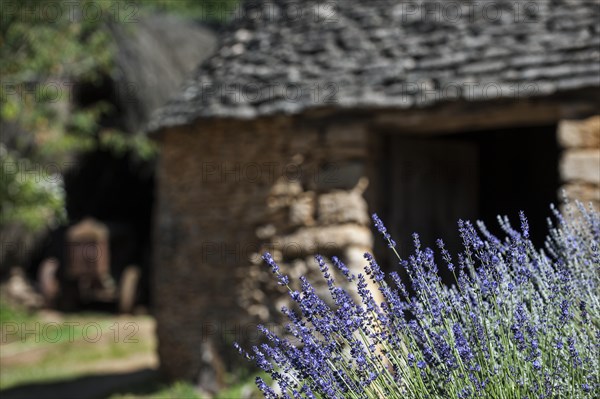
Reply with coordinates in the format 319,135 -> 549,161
559,116 -> 600,210
153,116 -> 374,384
148,0 -> 600,391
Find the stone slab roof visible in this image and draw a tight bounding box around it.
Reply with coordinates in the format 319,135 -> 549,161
148,0 -> 600,132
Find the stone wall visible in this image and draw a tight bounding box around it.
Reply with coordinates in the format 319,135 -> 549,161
153,111 -> 600,392
153,116 -> 373,391
558,115 -> 600,210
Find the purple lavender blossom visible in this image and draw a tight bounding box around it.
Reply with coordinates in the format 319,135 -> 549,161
238,204 -> 599,398
372,213 -> 396,248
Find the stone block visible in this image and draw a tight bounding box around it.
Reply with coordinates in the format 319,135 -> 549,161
255,224 -> 276,240
289,191 -> 316,226
274,225 -> 373,257
560,149 -> 600,184
270,177 -> 303,197
317,190 -> 369,225
314,161 -> 366,190
560,183 -> 600,202
558,116 -> 600,149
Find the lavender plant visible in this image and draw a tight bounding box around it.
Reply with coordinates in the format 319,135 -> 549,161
236,203 -> 599,398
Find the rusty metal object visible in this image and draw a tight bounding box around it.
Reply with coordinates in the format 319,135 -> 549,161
65,218 -> 115,304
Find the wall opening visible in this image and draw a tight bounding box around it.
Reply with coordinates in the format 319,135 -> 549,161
28,149 -> 155,311
380,124 -> 559,272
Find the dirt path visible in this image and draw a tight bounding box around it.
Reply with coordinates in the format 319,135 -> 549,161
1,314 -> 157,367
0,314 -> 160,399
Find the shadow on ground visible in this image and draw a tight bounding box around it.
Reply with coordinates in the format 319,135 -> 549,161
0,368 -> 160,399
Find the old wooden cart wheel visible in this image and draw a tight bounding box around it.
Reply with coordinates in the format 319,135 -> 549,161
118,265 -> 140,314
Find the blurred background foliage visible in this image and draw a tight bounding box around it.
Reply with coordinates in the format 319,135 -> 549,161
0,0 -> 238,238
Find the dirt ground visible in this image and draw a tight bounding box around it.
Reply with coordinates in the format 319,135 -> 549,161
0,312 -> 160,399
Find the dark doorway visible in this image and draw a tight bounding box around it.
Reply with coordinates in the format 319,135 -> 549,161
64,149 -> 155,308
28,149 -> 155,311
385,136 -> 479,257
382,124 -> 559,263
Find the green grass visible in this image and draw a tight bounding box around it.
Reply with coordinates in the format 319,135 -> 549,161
0,299 -> 32,325
0,299 -> 155,391
1,323 -> 155,390
1,300 -> 263,398
214,370 -> 265,399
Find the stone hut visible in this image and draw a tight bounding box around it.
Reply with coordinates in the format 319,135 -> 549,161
147,0 -> 600,387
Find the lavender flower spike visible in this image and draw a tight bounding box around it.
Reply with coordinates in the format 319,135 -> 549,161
262,252 -> 289,286
238,203 -> 599,399
372,213 -> 396,248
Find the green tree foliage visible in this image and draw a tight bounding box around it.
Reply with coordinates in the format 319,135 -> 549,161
0,0 -> 239,236
1,0 -> 116,233
136,0 -> 240,20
